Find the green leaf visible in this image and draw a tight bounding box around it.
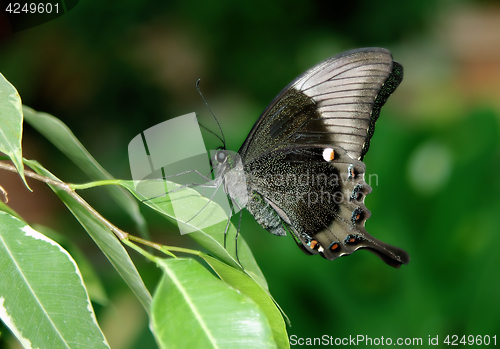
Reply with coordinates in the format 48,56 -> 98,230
0,200 -> 23,221
22,105 -> 148,239
0,211 -> 109,349
202,254 -> 289,349
0,73 -> 30,190
118,179 -> 268,291
151,258 -> 277,349
33,224 -> 109,306
24,160 -> 152,312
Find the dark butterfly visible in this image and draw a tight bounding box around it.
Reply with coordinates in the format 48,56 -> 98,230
211,47 -> 409,268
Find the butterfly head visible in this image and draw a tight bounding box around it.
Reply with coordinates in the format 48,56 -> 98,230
210,149 -> 244,178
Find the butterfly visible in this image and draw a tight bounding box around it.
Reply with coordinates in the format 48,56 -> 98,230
210,47 -> 410,268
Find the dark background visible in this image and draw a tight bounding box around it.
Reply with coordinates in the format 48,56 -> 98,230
1,0 -> 499,347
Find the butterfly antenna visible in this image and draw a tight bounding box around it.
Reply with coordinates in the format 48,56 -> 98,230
198,122 -> 224,146
196,79 -> 226,149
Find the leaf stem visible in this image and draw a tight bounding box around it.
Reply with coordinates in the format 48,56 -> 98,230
70,180 -> 122,190
127,234 -> 202,258
127,235 -> 177,258
122,238 -> 159,263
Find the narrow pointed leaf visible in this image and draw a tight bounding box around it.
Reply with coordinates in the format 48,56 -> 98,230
0,74 -> 29,190
152,258 -> 277,349
24,160 -> 152,312
0,200 -> 22,220
0,211 -> 109,349
0,204 -> 108,306
23,106 -> 148,239
202,254 -> 289,349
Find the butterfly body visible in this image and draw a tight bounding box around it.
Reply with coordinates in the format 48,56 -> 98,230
213,47 -> 409,268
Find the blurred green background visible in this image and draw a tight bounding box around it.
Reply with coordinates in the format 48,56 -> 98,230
1,0 -> 499,347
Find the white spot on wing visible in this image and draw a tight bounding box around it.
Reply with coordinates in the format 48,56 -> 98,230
322,148 -> 335,162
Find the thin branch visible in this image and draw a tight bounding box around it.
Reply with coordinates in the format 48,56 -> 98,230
0,161 -> 71,189
0,161 -> 129,240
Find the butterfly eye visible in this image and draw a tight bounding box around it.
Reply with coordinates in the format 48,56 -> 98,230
216,150 -> 227,163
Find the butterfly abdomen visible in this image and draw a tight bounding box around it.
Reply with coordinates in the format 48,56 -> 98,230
247,191 -> 288,237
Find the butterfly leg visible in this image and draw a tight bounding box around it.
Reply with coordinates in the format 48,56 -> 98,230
163,168 -> 213,183
227,199 -> 244,268
184,179 -> 224,223
160,168 -> 216,194
141,181 -> 219,202
223,197 -> 235,251
167,164 -> 217,194
142,168 -> 218,202
222,198 -> 243,268
235,208 -> 243,268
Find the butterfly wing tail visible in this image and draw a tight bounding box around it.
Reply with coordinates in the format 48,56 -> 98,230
355,230 -> 410,268
296,227 -> 409,268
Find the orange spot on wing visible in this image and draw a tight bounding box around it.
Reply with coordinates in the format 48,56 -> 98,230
309,240 -> 318,249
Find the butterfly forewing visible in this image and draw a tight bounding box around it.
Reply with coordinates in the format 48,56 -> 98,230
239,48 -> 402,163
